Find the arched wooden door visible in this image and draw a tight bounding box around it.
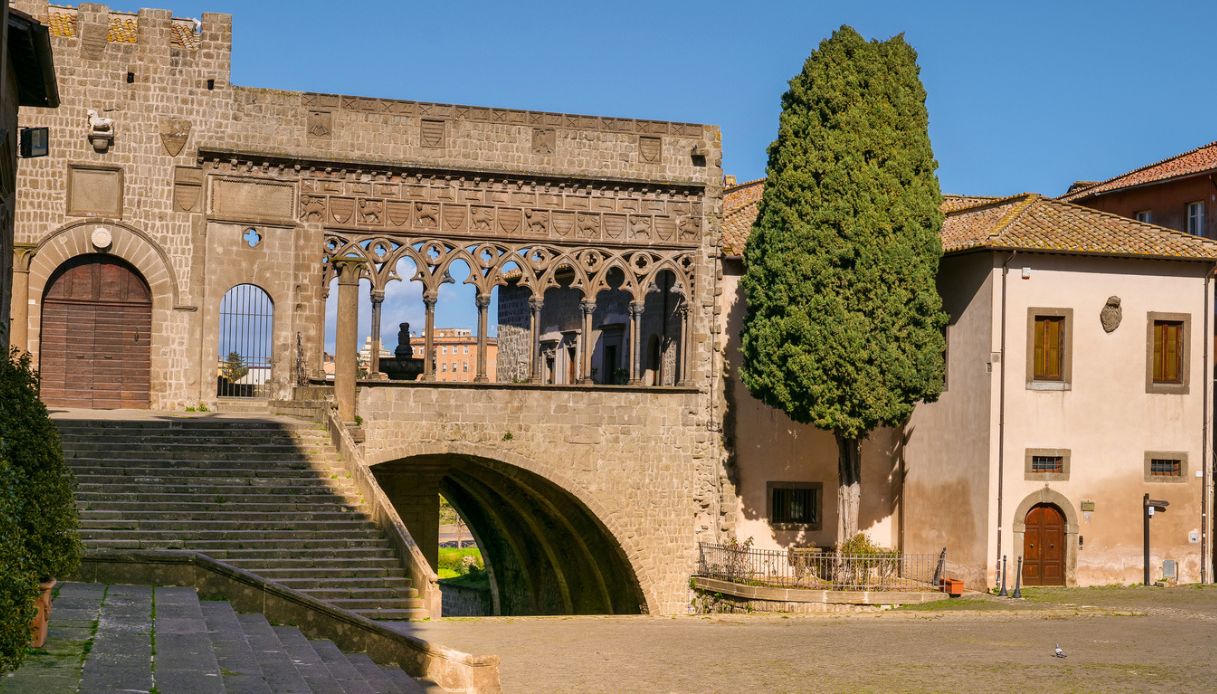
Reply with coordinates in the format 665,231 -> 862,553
40,255 -> 152,409
1023,503 -> 1066,586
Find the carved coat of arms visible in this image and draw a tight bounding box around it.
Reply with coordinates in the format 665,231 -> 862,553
1100,296 -> 1122,333
159,118 -> 191,157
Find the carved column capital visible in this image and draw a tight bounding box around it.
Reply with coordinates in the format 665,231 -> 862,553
13,243 -> 36,273
370,289 -> 385,304
629,301 -> 645,317
580,299 -> 597,315
332,256 -> 368,286
422,293 -> 438,309
528,296 -> 544,312
476,294 -> 492,310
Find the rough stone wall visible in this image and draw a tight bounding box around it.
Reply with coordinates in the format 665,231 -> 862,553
10,1 -> 730,593
494,283 -> 530,382
358,384 -> 709,615
1,55 -> 17,349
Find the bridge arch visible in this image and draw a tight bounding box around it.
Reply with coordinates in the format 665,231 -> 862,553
369,443 -> 652,615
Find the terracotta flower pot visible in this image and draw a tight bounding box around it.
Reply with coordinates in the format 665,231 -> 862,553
29,579 -> 56,649
942,577 -> 964,597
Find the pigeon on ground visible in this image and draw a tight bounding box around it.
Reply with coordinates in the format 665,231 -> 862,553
1054,644 -> 1067,658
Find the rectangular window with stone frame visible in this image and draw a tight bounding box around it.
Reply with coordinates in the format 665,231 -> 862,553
1025,448 -> 1070,481
767,482 -> 822,529
1027,308 -> 1072,389
1144,452 -> 1188,483
1147,312 -> 1189,394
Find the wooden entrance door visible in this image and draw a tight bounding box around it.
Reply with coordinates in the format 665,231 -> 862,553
40,255 -> 152,409
1023,503 -> 1066,586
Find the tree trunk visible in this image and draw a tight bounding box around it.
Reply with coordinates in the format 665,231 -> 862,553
835,432 -> 863,545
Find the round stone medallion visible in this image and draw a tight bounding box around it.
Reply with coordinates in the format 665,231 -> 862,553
91,227 -> 113,250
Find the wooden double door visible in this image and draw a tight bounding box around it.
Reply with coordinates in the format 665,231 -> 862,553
1022,503 -> 1066,586
40,255 -> 152,409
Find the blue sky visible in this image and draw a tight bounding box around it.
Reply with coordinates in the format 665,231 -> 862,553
96,0 -> 1217,350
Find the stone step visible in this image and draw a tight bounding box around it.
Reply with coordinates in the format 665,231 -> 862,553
224,557 -> 404,571
248,566 -> 401,580
77,489 -> 353,503
76,476 -> 354,491
77,499 -> 362,513
236,612 -> 316,693
80,509 -> 369,523
54,418 -> 321,431
153,586 -> 226,694
272,626 -> 344,693
68,457 -> 319,470
311,639 -> 380,694
58,430 -> 332,444
80,584 -> 154,694
80,528 -> 384,542
346,652 -> 423,692
62,439 -> 332,452
85,537 -> 393,552
77,477 -> 352,494
319,597 -> 426,612
199,599 -> 274,694
70,465 -> 345,481
292,586 -> 420,601
270,577 -> 415,591
65,449 -> 337,462
199,547 -> 399,562
80,518 -> 378,532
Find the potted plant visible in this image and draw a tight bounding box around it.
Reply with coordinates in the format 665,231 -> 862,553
0,350 -> 83,652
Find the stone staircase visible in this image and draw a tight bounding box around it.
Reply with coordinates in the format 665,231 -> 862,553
0,582 -> 431,693
57,415 -> 428,622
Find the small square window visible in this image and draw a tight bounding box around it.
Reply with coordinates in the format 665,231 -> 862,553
1144,452 -> 1188,483
1149,459 -> 1181,477
1031,456 -> 1064,474
1025,448 -> 1070,480
1135,210 -> 1153,223
768,483 -> 822,528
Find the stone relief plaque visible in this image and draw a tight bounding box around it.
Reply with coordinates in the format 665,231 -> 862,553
532,127 -> 556,155
1101,296 -> 1122,333
420,119 -> 446,148
307,110 -> 333,138
209,177 -> 295,224
67,165 -> 124,218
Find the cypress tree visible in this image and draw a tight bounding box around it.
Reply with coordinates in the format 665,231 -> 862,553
739,26 -> 947,543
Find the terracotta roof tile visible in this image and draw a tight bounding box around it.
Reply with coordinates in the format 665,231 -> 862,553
46,6 -> 200,49
1060,141 -> 1217,201
942,193 -> 1217,260
722,179 -> 1217,262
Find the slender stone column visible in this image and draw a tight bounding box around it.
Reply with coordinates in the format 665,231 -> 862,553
369,288 -> 385,376
423,293 -> 437,382
579,299 -> 596,384
677,300 -> 693,386
9,244 -> 35,353
528,296 -> 543,383
333,258 -> 365,423
628,301 -> 644,384
475,293 -> 490,383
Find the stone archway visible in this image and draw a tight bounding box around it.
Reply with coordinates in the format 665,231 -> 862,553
22,220 -> 184,408
1012,488 -> 1079,586
371,451 -> 649,616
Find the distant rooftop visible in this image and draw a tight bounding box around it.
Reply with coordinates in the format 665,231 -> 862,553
721,180 -> 1217,261
1060,140 -> 1217,201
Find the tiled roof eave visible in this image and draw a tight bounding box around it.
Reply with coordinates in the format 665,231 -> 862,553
944,244 -> 1217,264
1064,169 -> 1216,201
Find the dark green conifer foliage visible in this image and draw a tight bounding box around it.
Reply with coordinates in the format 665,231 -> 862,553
739,26 -> 947,542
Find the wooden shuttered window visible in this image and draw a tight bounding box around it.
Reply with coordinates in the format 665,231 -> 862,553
1033,316 -> 1065,381
1152,320 -> 1184,384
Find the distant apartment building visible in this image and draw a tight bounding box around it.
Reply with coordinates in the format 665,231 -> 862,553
349,329 -> 496,383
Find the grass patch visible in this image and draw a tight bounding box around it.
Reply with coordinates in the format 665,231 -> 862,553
437,547 -> 483,574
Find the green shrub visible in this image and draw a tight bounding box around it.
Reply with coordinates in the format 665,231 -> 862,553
0,461 -> 38,674
0,349 -> 83,582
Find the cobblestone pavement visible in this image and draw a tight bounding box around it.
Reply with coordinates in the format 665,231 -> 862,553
402,586 -> 1217,693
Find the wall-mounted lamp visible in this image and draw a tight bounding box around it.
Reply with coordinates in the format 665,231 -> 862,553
19,127 -> 49,158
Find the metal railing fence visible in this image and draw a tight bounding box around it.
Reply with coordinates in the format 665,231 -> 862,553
696,542 -> 947,592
